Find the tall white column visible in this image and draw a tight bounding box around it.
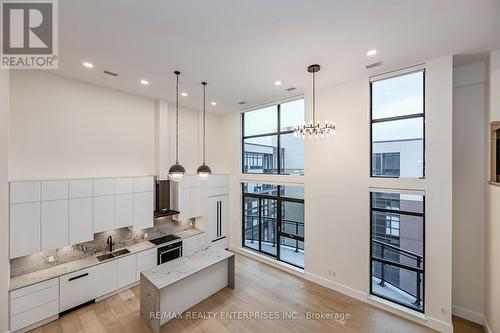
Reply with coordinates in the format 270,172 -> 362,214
155,100 -> 169,180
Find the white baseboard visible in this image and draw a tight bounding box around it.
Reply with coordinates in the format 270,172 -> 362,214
233,248 -> 453,333
452,305 -> 484,325
484,316 -> 493,333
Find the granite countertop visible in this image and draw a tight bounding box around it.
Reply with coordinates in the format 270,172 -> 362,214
141,246 -> 234,290
10,228 -> 205,291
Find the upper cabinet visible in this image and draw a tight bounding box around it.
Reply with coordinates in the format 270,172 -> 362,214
172,175 -> 201,221
9,176 -> 155,258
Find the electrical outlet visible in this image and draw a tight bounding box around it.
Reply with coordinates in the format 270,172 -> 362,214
144,233 -> 148,238
440,307 -> 446,314
48,256 -> 54,263
328,270 -> 336,277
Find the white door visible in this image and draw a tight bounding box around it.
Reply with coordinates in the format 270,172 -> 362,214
69,197 -> 93,245
93,195 -> 115,233
10,202 -> 41,258
133,192 -> 154,230
115,194 -> 133,228
220,195 -> 229,237
41,200 -> 69,251
94,261 -> 118,298
207,196 -> 218,242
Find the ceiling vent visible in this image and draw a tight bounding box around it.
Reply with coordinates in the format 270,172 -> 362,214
286,87 -> 297,91
103,70 -> 119,77
365,61 -> 383,70
238,101 -> 247,105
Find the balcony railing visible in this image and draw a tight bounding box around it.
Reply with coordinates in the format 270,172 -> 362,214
372,239 -> 423,307
244,216 -> 304,251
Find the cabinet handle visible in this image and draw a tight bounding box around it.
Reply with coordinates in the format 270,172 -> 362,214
68,273 -> 89,281
216,201 -> 220,237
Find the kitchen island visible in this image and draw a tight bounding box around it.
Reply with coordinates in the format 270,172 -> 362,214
140,246 -> 235,333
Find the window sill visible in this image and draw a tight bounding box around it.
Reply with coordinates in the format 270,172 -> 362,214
239,173 -> 305,185
236,247 -> 305,275
367,295 -> 426,321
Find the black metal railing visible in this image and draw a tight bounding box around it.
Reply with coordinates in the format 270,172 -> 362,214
244,216 -> 304,251
372,239 -> 423,307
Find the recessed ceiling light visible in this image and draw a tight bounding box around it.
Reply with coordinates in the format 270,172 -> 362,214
140,79 -> 149,85
366,49 -> 377,56
181,92 -> 188,97
83,62 -> 94,68
211,102 -> 217,106
274,81 -> 282,86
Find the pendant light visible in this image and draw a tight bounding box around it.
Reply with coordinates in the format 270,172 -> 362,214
294,64 -> 336,139
168,71 -> 186,182
197,81 -> 212,180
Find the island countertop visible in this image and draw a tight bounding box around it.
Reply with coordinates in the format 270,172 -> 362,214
141,246 -> 234,290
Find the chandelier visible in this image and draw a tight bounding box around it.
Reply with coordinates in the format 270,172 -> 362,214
294,64 -> 336,138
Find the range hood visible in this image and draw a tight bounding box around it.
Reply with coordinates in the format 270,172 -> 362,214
154,180 -> 180,218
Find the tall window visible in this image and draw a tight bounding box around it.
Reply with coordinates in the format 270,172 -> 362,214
242,99 -> 304,175
371,71 -> 425,178
242,183 -> 304,268
370,191 -> 425,312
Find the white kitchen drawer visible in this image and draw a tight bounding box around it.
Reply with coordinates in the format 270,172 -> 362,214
115,178 -> 134,194
137,248 -> 157,269
93,178 -> 115,196
10,285 -> 58,315
115,194 -> 133,228
10,202 -> 41,258
117,254 -> 137,289
41,180 -> 68,201
183,233 -> 206,255
94,261 -> 118,298
41,200 -> 69,251
10,278 -> 58,299
10,181 -> 40,204
59,267 -> 96,312
133,177 -> 154,193
69,179 -> 93,198
10,299 -> 58,332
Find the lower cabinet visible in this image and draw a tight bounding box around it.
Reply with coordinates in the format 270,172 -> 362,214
136,248 -> 157,281
117,255 -> 137,289
9,278 -> 59,332
59,267 -> 97,312
183,233 -> 206,256
94,260 -> 118,298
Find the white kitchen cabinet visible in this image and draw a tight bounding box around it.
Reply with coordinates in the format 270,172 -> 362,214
136,248 -> 157,281
10,202 -> 41,258
115,194 -> 133,228
93,195 -> 115,233
93,178 -> 115,196
117,254 -> 137,289
10,278 -> 59,332
208,195 -> 229,249
59,267 -> 96,312
115,178 -> 134,194
134,176 -> 154,193
10,181 -> 40,204
133,192 -> 154,230
69,179 -> 93,198
41,200 -> 69,251
69,197 -> 93,245
41,180 -> 68,201
183,233 -> 206,256
94,261 -> 118,298
173,175 -> 201,221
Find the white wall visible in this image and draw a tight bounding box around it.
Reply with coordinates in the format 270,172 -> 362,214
485,50 -> 500,333
0,70 -> 10,333
221,56 -> 454,332
451,61 -> 486,323
9,71 -> 156,179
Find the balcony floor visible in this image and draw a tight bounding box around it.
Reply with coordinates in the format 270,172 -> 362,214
372,276 -> 423,311
244,240 -> 304,268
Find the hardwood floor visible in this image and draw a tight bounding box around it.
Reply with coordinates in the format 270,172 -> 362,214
30,254 -> 479,333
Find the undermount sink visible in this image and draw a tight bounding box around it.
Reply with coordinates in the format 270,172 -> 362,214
96,249 -> 130,262
112,249 -> 130,257
96,253 -> 114,261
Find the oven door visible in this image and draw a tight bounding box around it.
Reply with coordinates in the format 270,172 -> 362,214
157,241 -> 183,264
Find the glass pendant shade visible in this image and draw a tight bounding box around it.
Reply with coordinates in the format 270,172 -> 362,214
168,71 -> 185,182
197,81 -> 212,181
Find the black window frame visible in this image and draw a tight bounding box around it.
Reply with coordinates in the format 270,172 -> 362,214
369,191 -> 426,313
241,99 -> 304,175
370,69 -> 426,179
241,183 -> 305,269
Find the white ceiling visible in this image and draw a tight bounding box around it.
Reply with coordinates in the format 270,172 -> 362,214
54,0 -> 500,113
